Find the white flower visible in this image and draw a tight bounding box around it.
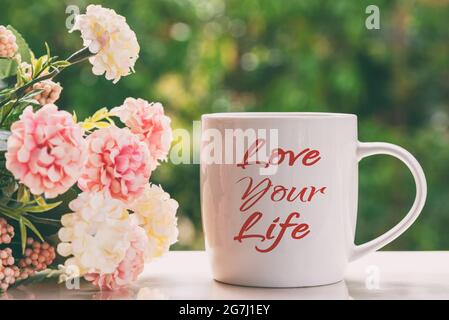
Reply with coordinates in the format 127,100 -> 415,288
130,184 -> 179,259
57,192 -> 136,275
70,5 -> 140,83
57,264 -> 80,284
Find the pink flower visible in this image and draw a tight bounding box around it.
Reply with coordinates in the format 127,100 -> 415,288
78,126 -> 151,201
111,98 -> 172,170
0,26 -> 18,58
31,80 -> 63,106
5,105 -> 87,198
84,225 -> 147,290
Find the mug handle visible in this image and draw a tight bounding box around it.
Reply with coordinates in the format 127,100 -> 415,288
350,142 -> 427,261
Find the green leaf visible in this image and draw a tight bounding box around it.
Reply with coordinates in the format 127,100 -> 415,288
24,201 -> 62,213
13,269 -> 62,288
0,174 -> 14,190
17,184 -> 30,204
32,56 -> 45,78
0,204 -> 45,241
0,101 -> 15,126
1,179 -> 17,197
0,26 -> 33,80
44,42 -> 51,58
18,99 -> 39,107
8,25 -> 32,62
19,217 -> 27,254
0,60 -> 16,80
27,215 -> 61,227
22,216 -> 44,241
0,88 -> 14,98
34,195 -> 47,206
0,204 -> 46,244
21,89 -> 43,100
0,204 -> 22,221
51,60 -> 71,69
0,100 -> 32,128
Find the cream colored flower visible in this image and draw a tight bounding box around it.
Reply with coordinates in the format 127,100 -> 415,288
130,184 -> 179,259
31,80 -> 62,105
57,192 -> 135,275
70,5 -> 140,83
0,25 -> 18,58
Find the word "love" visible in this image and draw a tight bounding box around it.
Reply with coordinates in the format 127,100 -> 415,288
237,139 -> 321,169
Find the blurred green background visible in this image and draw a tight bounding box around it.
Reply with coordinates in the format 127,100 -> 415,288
1,0 -> 448,250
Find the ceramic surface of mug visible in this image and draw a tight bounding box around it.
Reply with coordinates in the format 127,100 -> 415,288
200,112 -> 426,287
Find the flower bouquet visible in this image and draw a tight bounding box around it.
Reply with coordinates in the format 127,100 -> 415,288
0,5 -> 178,292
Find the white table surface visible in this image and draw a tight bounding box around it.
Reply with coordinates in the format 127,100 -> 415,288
2,251 -> 449,300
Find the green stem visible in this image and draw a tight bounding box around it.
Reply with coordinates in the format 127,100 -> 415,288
67,46 -> 94,64
26,215 -> 61,227
0,47 -> 94,124
15,47 -> 93,97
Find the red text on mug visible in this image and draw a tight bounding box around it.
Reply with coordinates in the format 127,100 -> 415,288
233,139 -> 327,253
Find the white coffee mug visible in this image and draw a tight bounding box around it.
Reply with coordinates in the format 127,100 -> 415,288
200,112 -> 426,287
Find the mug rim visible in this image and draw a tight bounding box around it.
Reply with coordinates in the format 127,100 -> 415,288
202,112 -> 356,119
